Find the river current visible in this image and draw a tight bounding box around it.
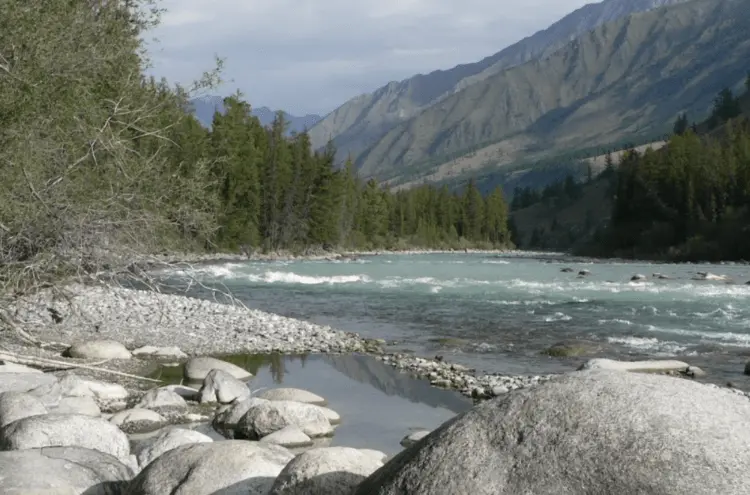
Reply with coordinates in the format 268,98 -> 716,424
172,253 -> 750,387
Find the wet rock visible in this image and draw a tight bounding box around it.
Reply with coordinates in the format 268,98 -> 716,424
744,360 -> 750,376
560,267 -> 574,273
237,400 -> 334,440
136,427 -> 213,468
126,440 -> 294,495
0,391 -> 47,428
65,340 -> 132,360
653,273 -> 670,279
578,269 -> 591,276
259,424 -> 313,449
355,370 -> 750,495
270,447 -> 383,495
630,274 -> 647,281
184,356 -> 252,381
212,397 -> 269,438
199,368 -> 251,404
257,387 -> 327,406
0,447 -> 133,495
400,429 -> 430,448
0,413 -> 130,460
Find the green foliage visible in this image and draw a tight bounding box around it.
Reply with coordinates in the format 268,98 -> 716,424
0,0 -> 512,307
673,113 -> 689,136
0,0 -> 222,297
206,115 -> 512,252
599,118 -> 750,261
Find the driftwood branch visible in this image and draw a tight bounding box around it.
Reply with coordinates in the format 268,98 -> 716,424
0,351 -> 163,383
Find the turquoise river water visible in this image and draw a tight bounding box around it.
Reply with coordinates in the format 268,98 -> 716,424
172,253 -> 750,387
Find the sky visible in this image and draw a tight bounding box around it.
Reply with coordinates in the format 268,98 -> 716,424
146,0 -> 592,116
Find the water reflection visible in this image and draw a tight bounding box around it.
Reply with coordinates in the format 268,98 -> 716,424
152,353 -> 472,453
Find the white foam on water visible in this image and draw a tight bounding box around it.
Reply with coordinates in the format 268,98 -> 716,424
247,271 -> 371,285
607,336 -> 687,354
642,324 -> 750,347
543,312 -> 572,322
598,318 -> 634,326
481,259 -> 510,265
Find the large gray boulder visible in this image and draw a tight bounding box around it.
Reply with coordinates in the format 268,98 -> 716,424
0,446 -> 134,495
126,440 -> 294,495
237,400 -> 334,440
184,356 -> 252,381
271,447 -> 383,495
199,368 -> 251,404
0,391 -> 47,427
136,427 -> 213,468
355,370 -> 750,495
135,387 -> 187,410
0,413 -> 130,460
212,397 -> 269,438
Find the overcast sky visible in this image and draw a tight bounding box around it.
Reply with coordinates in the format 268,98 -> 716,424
147,0 -> 591,116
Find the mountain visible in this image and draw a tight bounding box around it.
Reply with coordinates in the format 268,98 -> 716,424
308,0 -> 692,161
189,96 -> 321,134
356,0 -> 750,187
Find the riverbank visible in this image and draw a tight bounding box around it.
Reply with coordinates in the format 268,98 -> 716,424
4,282 -> 555,400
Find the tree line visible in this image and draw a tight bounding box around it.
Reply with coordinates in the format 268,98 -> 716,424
588,83 -> 750,260
0,0 -> 512,301
192,98 -> 511,252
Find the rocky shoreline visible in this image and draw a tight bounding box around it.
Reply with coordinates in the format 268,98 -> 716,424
3,282 -> 750,492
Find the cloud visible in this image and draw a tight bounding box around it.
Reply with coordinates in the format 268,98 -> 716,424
147,0 -> 590,115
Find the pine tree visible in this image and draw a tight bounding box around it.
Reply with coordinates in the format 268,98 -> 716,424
673,113 -> 689,136
461,179 -> 484,241
483,187 -> 509,245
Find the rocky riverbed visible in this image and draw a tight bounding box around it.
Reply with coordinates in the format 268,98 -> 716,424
4,282 -> 750,493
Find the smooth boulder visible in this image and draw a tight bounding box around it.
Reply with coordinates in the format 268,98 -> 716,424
66,340 -> 132,360
259,424 -> 313,449
237,400 -> 334,439
212,397 -> 269,438
355,370 -> 750,495
0,372 -> 58,394
0,391 -> 48,428
0,447 -> 133,495
126,440 -> 294,495
136,427 -> 213,468
0,413 -> 130,460
58,374 -> 129,401
53,395 -> 101,416
579,358 -> 690,373
258,388 -> 327,406
135,387 -> 187,410
110,409 -> 166,429
271,447 -> 383,495
199,368 -> 251,404
183,356 -> 252,381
